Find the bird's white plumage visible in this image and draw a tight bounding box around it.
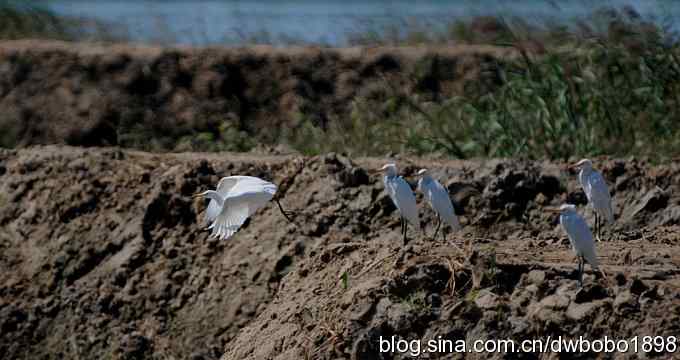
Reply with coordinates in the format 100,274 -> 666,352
382,164 -> 418,227
558,205 -> 599,270
204,176 -> 240,224
417,173 -> 460,231
577,160 -> 614,223
210,190 -> 275,239
201,176 -> 277,240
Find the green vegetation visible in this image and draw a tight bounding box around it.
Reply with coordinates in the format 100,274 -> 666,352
397,290 -> 431,313
0,1 -> 72,40
283,8 -> 680,161
340,271 -> 349,290
0,1 -> 124,41
2,3 -> 680,160
465,288 -> 481,302
347,15 -> 519,47
174,122 -> 257,153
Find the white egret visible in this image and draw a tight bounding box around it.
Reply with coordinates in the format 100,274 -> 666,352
375,164 -> 419,245
546,204 -> 599,287
416,169 -> 461,240
572,159 -> 614,241
193,176 -> 295,240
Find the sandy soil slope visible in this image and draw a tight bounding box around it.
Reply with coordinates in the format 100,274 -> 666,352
0,146 -> 679,359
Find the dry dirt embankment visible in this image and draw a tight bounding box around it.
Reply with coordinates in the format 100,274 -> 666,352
0,40 -> 513,149
1,146 -> 679,359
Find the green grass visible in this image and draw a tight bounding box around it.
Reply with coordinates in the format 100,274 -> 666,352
173,122 -> 257,153
0,1 -> 124,41
396,290 -> 431,313
340,271 -> 349,290
144,15 -> 680,160
465,288 -> 481,302
3,3 -> 680,160
280,9 -> 680,161
0,1 -> 72,40
347,15 -> 519,47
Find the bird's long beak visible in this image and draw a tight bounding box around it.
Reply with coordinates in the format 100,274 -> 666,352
544,207 -> 561,213
568,162 -> 583,169
367,168 -> 382,175
192,193 -> 203,199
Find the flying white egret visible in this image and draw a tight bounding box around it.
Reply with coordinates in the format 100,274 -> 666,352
193,176 -> 295,240
546,204 -> 599,287
571,159 -> 614,241
374,164 -> 419,245
416,169 -> 461,240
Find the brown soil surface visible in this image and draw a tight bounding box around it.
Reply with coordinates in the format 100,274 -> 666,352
0,40 -> 515,149
1,146 -> 679,359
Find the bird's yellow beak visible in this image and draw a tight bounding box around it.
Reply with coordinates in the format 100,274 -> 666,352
544,207 -> 562,213
367,168 -> 382,175
569,159 -> 589,169
192,193 -> 203,199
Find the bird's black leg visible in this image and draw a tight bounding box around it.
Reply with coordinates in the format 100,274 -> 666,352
400,217 -> 404,238
432,215 -> 442,241
594,212 -> 600,242
578,256 -> 584,287
402,218 -> 409,245
275,199 -> 296,223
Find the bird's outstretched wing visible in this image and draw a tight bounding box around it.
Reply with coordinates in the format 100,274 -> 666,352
205,176 -> 277,224
210,190 -> 276,240
226,176 -> 277,198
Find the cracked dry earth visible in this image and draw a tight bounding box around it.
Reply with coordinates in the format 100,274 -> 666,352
0,146 -> 679,360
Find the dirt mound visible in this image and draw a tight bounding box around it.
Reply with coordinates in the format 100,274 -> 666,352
1,147 -> 679,359
0,41 -> 514,149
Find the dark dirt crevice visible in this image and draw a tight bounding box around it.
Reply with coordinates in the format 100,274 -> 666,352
59,195 -> 98,223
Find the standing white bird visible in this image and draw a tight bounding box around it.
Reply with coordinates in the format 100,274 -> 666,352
376,164 -> 419,245
572,159 -> 614,241
416,169 -> 461,240
193,176 -> 295,240
547,204 -> 599,287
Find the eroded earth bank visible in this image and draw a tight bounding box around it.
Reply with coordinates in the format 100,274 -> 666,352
0,147 -> 679,359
